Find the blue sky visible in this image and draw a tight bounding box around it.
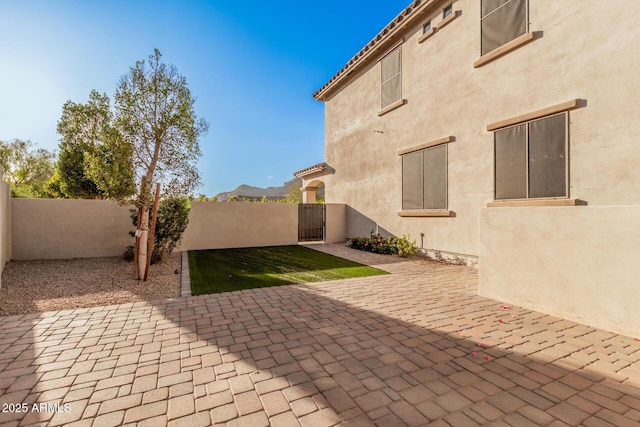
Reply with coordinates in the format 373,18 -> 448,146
0,0 -> 408,196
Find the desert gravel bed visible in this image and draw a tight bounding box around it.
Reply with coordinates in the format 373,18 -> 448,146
0,253 -> 180,316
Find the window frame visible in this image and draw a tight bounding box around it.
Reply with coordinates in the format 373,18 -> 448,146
423,20 -> 432,33
380,46 -> 402,110
443,3 -> 453,18
493,112 -> 569,202
480,0 -> 529,56
401,144 -> 448,211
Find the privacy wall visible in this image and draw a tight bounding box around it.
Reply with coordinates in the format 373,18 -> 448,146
176,202 -> 299,251
0,169 -> 10,279
7,199 -> 346,261
11,199 -> 134,261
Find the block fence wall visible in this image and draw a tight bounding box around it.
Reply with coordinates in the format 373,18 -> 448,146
0,168 -> 10,279
3,199 -> 347,263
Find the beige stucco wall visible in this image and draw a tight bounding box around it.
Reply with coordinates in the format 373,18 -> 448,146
320,0 -> 640,333
479,206 -> 640,337
11,199 -> 134,260
0,171 -> 11,279
8,199 -> 338,261
325,203 -> 346,243
323,0 -> 640,257
176,202 -> 299,251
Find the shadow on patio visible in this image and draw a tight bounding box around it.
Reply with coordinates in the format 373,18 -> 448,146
0,247 -> 639,426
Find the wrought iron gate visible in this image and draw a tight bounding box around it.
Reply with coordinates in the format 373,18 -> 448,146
298,204 -> 325,242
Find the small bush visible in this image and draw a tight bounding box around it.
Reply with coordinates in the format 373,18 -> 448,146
128,197 -> 191,264
346,234 -> 418,257
390,235 -> 419,257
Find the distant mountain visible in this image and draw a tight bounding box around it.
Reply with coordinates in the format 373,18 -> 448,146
213,177 -> 324,202
214,178 -> 299,202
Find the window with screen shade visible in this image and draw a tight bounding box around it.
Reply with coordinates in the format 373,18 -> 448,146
402,152 -> 422,210
528,114 -> 567,198
481,0 -> 527,55
495,124 -> 527,200
402,145 -> 447,210
381,47 -> 402,109
423,145 -> 447,209
494,113 -> 568,200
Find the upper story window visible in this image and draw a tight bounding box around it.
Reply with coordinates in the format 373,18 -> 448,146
380,46 -> 402,109
423,21 -> 432,33
494,113 -> 567,200
443,3 -> 453,18
481,0 -> 527,55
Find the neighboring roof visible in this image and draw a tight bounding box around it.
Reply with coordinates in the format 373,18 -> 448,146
313,0 -> 442,101
293,162 -> 327,178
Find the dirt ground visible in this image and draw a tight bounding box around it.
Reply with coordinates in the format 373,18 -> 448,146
0,253 -> 181,316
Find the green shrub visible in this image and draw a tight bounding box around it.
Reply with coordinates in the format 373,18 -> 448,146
346,234 -> 418,257
390,235 -> 419,257
127,197 -> 191,264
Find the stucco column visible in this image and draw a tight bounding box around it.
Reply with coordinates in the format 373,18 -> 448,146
301,187 -> 317,203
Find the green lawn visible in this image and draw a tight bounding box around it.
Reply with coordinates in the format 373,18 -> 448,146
188,245 -> 389,295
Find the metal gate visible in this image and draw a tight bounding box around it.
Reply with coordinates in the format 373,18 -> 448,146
298,204 -> 325,242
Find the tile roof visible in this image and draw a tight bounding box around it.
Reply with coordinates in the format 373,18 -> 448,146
293,162 -> 327,177
313,0 -> 439,101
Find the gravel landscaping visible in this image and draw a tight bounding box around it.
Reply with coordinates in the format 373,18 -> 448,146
0,253 -> 180,316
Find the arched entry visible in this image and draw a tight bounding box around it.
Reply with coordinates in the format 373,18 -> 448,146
294,163 -> 332,242
301,179 -> 325,204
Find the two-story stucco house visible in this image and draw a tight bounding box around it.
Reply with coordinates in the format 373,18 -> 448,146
296,0 -> 640,336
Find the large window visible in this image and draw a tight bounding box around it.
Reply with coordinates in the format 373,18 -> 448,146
481,0 -> 527,55
494,113 -> 567,200
380,46 -> 402,109
402,145 -> 447,210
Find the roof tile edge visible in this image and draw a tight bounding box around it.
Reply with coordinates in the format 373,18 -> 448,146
313,0 -> 440,101
293,162 -> 328,178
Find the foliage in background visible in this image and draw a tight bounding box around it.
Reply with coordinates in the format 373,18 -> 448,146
346,234 -> 418,257
284,179 -> 302,203
126,197 -> 191,264
0,139 -> 56,198
55,90 -> 136,199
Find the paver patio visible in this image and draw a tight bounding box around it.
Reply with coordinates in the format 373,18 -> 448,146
1,243 -> 639,426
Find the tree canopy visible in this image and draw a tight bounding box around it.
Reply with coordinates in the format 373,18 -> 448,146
56,90 -> 135,199
0,139 -> 56,198
115,49 -> 208,199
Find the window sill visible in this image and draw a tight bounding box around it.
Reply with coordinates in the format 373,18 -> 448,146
473,31 -> 539,68
487,198 -> 581,207
418,27 -> 437,43
438,10 -> 460,30
398,210 -> 452,217
378,99 -> 407,116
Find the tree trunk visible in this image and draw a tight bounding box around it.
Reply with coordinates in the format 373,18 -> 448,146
138,204 -> 150,280
134,205 -> 143,280
144,183 -> 161,281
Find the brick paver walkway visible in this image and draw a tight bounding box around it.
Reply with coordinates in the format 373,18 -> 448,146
1,244 -> 639,426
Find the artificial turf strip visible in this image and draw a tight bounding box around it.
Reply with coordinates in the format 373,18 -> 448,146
188,245 -> 389,295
